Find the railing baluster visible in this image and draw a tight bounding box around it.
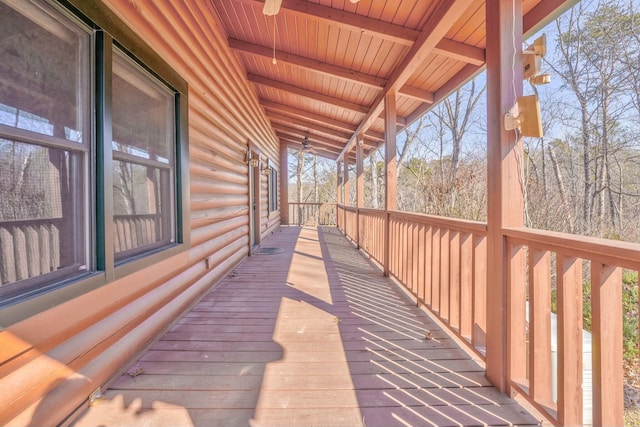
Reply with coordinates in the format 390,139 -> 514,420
529,248 -> 552,404
440,228 -> 450,321
473,235 -> 487,350
557,254 -> 583,427
417,223 -> 425,304
449,230 -> 461,330
591,263 -> 623,427
460,232 -> 473,340
507,242 -> 527,390
424,225 -> 433,307
432,227 -> 441,314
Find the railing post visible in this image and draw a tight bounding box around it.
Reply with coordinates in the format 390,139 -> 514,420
485,0 -> 524,393
356,138 -> 364,249
591,263 -> 623,427
279,144 -> 288,225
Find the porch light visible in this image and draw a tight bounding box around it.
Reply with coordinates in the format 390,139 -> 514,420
263,165 -> 273,175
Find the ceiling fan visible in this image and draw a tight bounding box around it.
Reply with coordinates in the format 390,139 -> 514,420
263,0 -> 359,15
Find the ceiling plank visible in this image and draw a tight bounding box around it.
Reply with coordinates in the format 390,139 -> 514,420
229,39 -> 386,89
247,73 -> 370,114
339,0 -> 476,161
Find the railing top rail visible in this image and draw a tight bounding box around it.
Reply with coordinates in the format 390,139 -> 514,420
504,226 -> 640,270
289,202 -> 337,206
0,217 -> 64,226
113,213 -> 163,219
389,210 -> 487,235
357,207 -> 387,217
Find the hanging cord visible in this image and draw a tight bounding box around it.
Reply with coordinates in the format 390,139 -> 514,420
272,15 -> 277,65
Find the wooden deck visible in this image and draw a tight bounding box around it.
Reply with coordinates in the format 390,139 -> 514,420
71,227 -> 540,427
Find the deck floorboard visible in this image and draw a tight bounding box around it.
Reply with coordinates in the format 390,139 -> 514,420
71,226 -> 539,427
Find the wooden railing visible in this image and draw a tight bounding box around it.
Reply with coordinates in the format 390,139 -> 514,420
289,203 -> 337,226
357,208 -> 386,264
339,207 -> 488,356
0,217 -> 64,286
113,213 -> 162,254
337,206 -> 635,426
504,227 -> 638,426
0,214 -> 163,286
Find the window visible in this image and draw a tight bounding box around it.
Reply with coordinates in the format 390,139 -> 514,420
0,0 -> 188,311
112,50 -> 175,261
267,159 -> 279,213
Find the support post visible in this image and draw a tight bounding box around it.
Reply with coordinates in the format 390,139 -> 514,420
485,0 -> 524,393
356,136 -> 364,248
384,92 -> 397,277
279,144 -> 289,225
343,157 -> 350,206
336,160 -> 342,229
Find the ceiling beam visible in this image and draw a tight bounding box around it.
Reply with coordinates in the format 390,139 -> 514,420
523,0 -> 579,36
262,99 -> 357,132
405,64 -> 483,125
234,0 -> 486,64
338,0 -> 475,161
432,38 -> 485,66
398,85 -> 435,104
269,113 -> 353,141
229,39 -> 386,89
273,124 -> 346,150
279,138 -> 341,160
247,73 -> 370,114
262,100 -> 385,142
386,0 -> 569,129
235,0 -> 419,46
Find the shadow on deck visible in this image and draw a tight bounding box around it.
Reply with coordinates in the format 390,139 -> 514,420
71,226 -> 539,426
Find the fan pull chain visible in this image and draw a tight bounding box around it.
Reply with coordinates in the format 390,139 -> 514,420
272,15 -> 277,65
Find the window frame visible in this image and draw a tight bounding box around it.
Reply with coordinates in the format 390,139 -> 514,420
0,0 -> 190,325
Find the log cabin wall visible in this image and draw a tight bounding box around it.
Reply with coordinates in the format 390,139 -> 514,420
0,1 -> 280,425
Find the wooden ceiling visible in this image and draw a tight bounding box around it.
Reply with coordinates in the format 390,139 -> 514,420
210,0 -> 569,161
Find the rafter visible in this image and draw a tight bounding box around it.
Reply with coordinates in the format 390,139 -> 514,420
261,100 -> 358,132
268,113 -> 353,141
398,86 -> 435,104
229,39 -> 386,89
338,0 -> 475,161
247,73 -> 370,114
279,137 -> 341,160
261,100 -> 385,142
404,64 -> 483,125
233,0 -> 486,64
433,38 -> 484,66
273,125 -> 346,150
234,0 -> 418,46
